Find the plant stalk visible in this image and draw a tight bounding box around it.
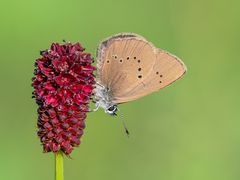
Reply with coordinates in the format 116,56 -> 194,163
55,151 -> 64,180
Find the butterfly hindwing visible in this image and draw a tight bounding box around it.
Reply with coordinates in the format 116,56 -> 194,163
114,49 -> 186,103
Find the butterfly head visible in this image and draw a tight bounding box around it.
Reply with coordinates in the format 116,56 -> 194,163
106,104 -> 118,116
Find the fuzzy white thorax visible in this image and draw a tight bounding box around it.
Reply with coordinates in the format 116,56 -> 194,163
94,83 -> 117,115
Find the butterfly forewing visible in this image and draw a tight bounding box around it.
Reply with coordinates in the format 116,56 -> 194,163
97,33 -> 156,97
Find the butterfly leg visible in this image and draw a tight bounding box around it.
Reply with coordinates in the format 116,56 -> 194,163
89,101 -> 100,112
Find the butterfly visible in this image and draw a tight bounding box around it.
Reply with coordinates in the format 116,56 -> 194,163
93,33 -> 187,134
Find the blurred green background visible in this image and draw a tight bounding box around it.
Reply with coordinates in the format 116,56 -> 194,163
0,0 -> 240,180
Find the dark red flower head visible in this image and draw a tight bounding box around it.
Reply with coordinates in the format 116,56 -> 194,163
32,42 -> 95,154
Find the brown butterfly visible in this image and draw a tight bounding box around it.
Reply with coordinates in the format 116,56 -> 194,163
94,33 -> 187,134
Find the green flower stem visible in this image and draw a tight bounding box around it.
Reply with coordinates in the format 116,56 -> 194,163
55,151 -> 64,180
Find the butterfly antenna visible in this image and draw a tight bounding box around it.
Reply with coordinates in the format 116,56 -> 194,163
118,109 -> 130,137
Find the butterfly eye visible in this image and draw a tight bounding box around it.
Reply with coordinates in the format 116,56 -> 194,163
107,105 -> 117,114
108,106 -> 115,111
